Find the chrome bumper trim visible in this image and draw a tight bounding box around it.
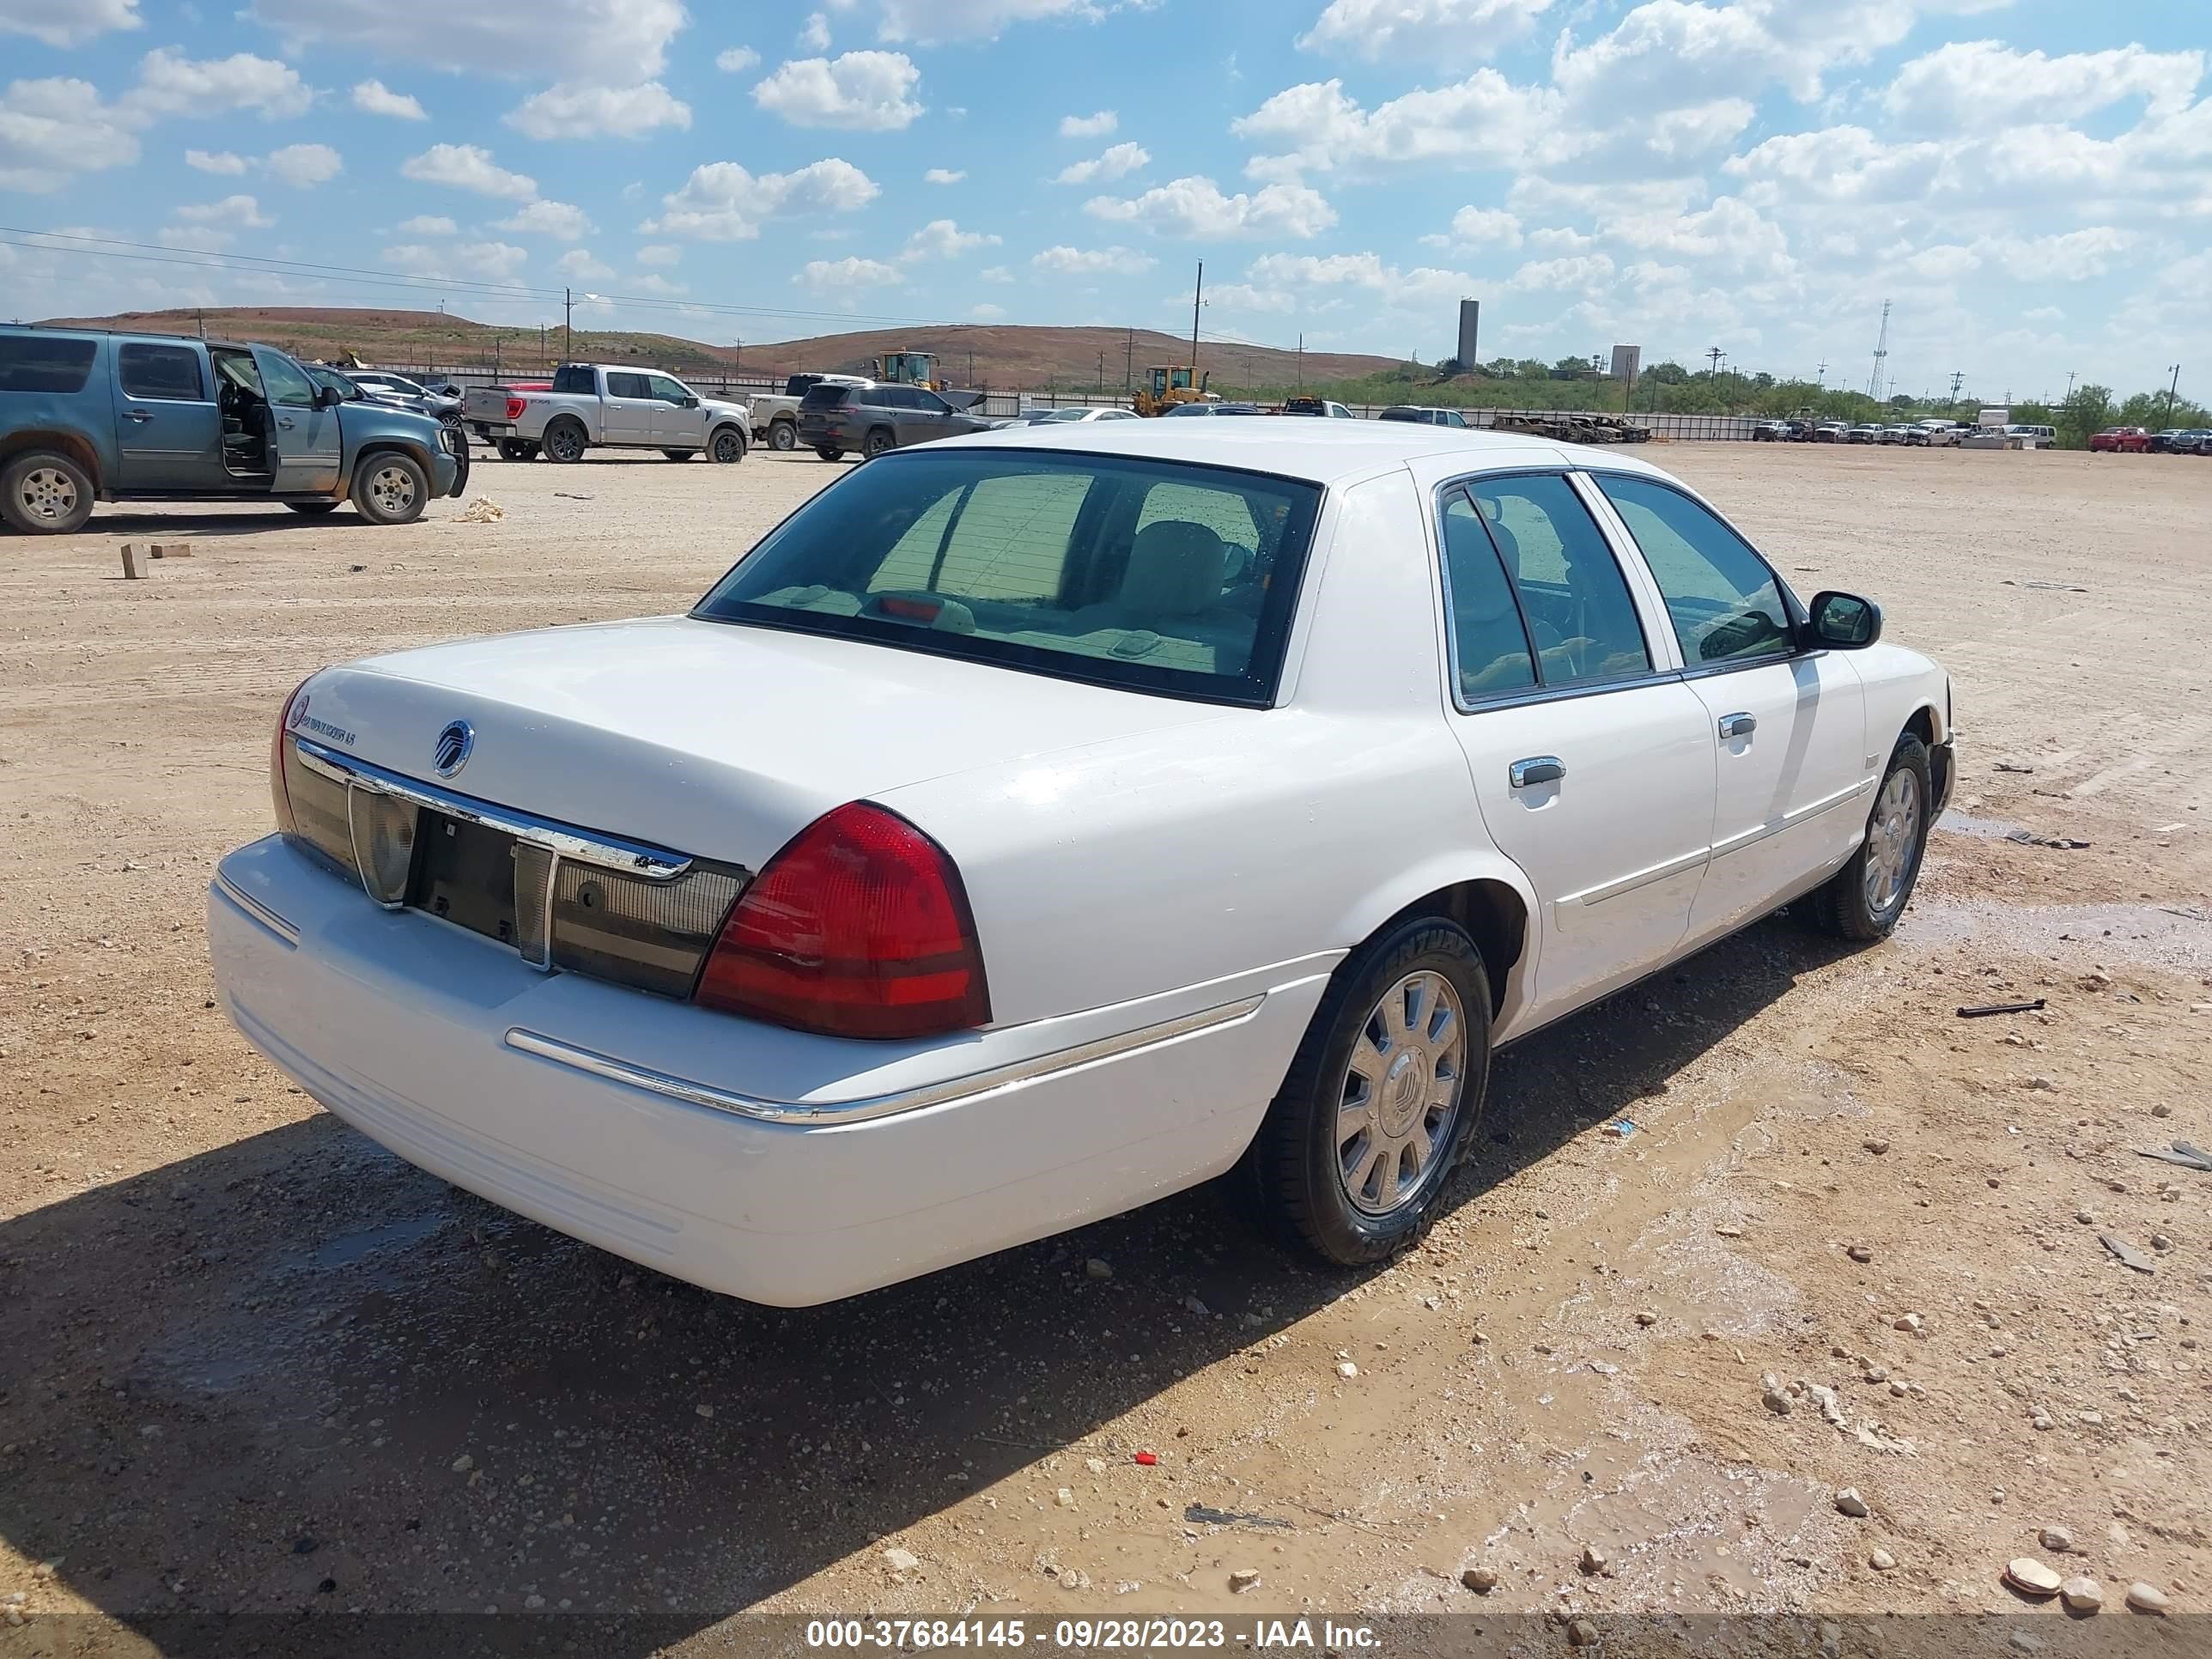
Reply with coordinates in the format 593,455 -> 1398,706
504,993 -> 1267,1126
292,738 -> 696,880
214,870 -> 301,946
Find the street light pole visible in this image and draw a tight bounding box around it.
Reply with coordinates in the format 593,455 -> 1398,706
562,287 -> 573,362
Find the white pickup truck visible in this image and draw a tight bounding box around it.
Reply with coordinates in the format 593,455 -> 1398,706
748,372 -> 870,453
465,363 -> 750,464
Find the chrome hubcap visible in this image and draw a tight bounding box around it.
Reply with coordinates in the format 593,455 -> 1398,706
1337,971 -> 1466,1216
1864,768 -> 1920,914
20,466 -> 77,522
368,465 -> 416,516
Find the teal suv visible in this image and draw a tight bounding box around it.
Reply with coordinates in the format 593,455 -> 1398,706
1,325 -> 467,534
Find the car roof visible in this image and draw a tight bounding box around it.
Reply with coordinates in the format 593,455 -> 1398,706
934,416 -> 1673,488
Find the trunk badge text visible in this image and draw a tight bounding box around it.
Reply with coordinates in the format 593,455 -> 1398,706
433,720 -> 474,778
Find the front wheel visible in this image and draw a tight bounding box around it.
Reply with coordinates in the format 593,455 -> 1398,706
1242,918 -> 1492,1266
543,420 -> 588,464
285,501 -> 342,516
661,449 -> 696,462
710,426 -> 745,464
814,445 -> 844,461
769,421 -> 798,452
350,452 -> 429,526
496,440 -> 538,463
1,450 -> 95,534
1806,734 -> 1931,940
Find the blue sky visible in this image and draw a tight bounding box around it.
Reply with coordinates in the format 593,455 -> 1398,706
2,0 -> 2205,400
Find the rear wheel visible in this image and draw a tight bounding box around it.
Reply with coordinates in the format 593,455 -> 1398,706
496,439 -> 538,462
2,451 -> 94,534
769,421 -> 797,452
285,501 -> 342,516
350,452 -> 429,526
543,419 -> 588,464
1243,918 -> 1492,1266
661,448 -> 696,462
710,425 -> 745,464
1806,734 -> 1930,940
814,445 -> 844,461
863,427 -> 895,459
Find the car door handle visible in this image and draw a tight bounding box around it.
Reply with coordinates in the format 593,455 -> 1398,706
1718,713 -> 1757,739
1509,756 -> 1566,788
123,408 -> 155,423
277,417 -> 297,429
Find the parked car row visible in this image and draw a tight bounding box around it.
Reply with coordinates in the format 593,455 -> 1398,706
2,323 -> 467,532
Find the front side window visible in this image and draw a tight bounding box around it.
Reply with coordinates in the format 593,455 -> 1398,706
118,343 -> 205,401
1438,490 -> 1537,700
1467,474 -> 1650,686
694,449 -> 1322,705
257,351 -> 317,409
646,374 -> 691,404
1595,475 -> 1794,665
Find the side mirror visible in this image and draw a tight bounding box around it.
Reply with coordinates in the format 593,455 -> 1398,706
681,394 -> 700,408
1807,590 -> 1881,649
313,385 -> 342,409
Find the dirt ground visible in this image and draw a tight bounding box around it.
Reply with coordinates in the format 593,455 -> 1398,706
2,444 -> 2209,1654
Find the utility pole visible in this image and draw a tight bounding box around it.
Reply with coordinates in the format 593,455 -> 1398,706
1865,299 -> 1890,399
1706,345 -> 1724,375
2161,362 -> 2182,428
562,286 -> 573,362
2063,370 -> 2076,401
1123,326 -> 1133,394
1814,359 -> 1826,391
196,307 -> 205,339
1296,332 -> 1303,392
1096,350 -> 1105,394
1189,259 -> 1203,379
1948,369 -> 1964,403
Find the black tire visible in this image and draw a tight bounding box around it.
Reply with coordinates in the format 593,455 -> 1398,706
709,425 -> 745,464
1242,917 -> 1492,1267
2,449 -> 95,535
815,445 -> 844,461
769,421 -> 798,452
349,451 -> 430,526
496,439 -> 538,463
1805,733 -> 1931,940
286,501 -> 342,516
863,427 -> 895,459
661,448 -> 696,462
440,414 -> 468,447
543,419 -> 588,464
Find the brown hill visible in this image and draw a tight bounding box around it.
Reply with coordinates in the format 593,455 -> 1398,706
40,307 -> 1404,392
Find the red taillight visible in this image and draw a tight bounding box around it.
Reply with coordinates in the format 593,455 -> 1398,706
270,675 -> 313,834
505,396 -> 527,422
695,802 -> 989,1040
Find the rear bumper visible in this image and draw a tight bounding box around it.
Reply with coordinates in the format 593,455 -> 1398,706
209,836 -> 1323,1306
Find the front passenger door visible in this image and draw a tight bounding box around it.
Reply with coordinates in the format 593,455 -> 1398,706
646,374 -> 707,448
250,347 -> 340,495
1589,473 -> 1868,942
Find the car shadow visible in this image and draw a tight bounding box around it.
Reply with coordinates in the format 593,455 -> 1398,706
0,913 -> 1855,1651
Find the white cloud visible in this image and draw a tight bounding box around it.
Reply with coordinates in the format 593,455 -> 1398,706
648,157 -> 879,240
124,47 -> 313,121
554,247 -> 614,279
1233,73 -> 1550,179
1056,141 -> 1148,185
1297,0 -> 1554,64
625,272 -> 685,295
1249,250 -> 1481,309
1601,195 -> 1793,279
507,81 -> 691,140
185,149 -> 248,174
0,0 -> 140,47
396,214 -> 457,235
1031,244 -> 1155,276
401,143 -> 538,201
1422,204 -> 1523,248
799,11 -> 832,51
383,240 -> 528,281
249,0 -> 686,83
176,193 -> 275,228
1060,109 -> 1115,137
971,301 -> 1006,319
716,46 -> 760,73
871,0 -> 1129,44
635,242 -> 681,265
1206,281 -> 1297,313
0,79 -> 140,193
1884,40 -> 2203,132
799,255 -> 902,288
753,52 -> 923,130
495,198 -> 594,240
902,218 -> 1000,258
1502,252 -> 1617,293
350,78 -> 426,119
924,167 -> 965,184
265,142 -> 342,186
1981,226 -> 2135,282
980,264 -> 1014,282
1085,175 -> 1337,240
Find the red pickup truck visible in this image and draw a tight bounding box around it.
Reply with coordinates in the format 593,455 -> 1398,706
2088,426 -> 2151,453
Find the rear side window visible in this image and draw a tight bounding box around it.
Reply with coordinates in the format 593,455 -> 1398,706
1467,474 -> 1650,687
695,449 -> 1322,706
605,372 -> 651,398
118,343 -> 205,401
1439,491 -> 1537,700
0,335 -> 98,393
1595,475 -> 1793,665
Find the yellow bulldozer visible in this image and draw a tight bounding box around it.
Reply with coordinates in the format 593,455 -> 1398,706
1134,364 -> 1212,417
868,348 -> 984,410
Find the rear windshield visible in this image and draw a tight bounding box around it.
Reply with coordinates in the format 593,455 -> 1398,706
799,384 -> 855,409
1376,407 -> 1423,422
693,448 -> 1323,706
552,364 -> 596,393
0,335 -> 98,394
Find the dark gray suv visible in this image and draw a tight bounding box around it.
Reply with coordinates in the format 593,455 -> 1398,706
797,381 -> 994,460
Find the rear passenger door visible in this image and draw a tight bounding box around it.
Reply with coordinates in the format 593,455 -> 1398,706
1588,473 -> 1867,942
113,341 -> 220,489
600,372 -> 657,444
1435,473 -> 1717,1029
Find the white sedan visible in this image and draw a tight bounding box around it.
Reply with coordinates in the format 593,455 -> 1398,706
210,421 -> 1954,1305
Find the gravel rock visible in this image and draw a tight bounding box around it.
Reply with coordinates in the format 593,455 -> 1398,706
1461,1565 -> 1498,1593
450,1454 -> 474,1474
2005,1557 -> 2062,1596
1869,1549 -> 1898,1571
1836,1489 -> 1870,1518
1054,1487 -> 1075,1509
1761,1387 -> 1794,1415
1893,1313 -> 1924,1334
2125,1582 -> 2170,1614
1846,1245 -> 1875,1263
1567,1619 -> 1599,1648
1863,1138 -> 1891,1155
1228,1569 -> 1261,1594
2039,1526 -> 2073,1554
2060,1577 -> 2103,1612
1580,1544 -> 1607,1574
1634,1310 -> 1657,1326
1335,1361 -> 1359,1380
1085,1259 -> 1112,1280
